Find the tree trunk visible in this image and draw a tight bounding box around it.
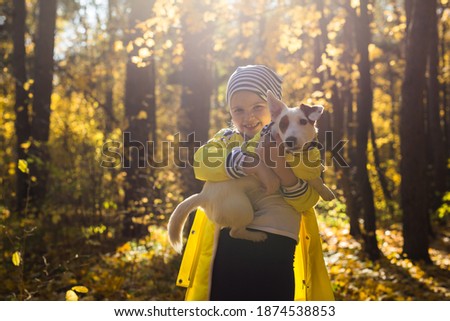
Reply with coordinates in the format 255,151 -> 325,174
12,0 -> 30,212
405,0 -> 413,31
369,118 -> 394,215
427,0 -> 447,211
442,20 -> 450,158
354,0 -> 380,260
104,0 -> 117,134
315,0 -> 339,172
29,0 -> 57,213
387,62 -> 398,161
341,4 -> 361,237
400,0 -> 433,263
317,0 -> 344,178
442,16 -> 450,157
178,0 -> 212,198
122,0 -> 156,238
388,3 -> 403,163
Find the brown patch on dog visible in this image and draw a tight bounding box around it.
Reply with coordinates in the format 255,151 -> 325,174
279,115 -> 289,133
300,104 -> 318,124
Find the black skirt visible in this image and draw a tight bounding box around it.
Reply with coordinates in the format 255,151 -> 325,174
210,228 -> 297,301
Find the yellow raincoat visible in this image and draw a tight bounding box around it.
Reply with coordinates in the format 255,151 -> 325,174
175,129 -> 335,301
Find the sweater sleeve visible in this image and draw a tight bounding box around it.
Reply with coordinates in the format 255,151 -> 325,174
193,128 -> 247,182
281,147 -> 322,211
281,181 -> 320,212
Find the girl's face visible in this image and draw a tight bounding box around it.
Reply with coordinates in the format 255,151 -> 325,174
229,91 -> 271,139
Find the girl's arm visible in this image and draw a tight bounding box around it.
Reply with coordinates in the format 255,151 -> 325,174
194,128 -> 280,194
241,155 -> 280,195
193,128 -> 248,182
254,132 -> 320,212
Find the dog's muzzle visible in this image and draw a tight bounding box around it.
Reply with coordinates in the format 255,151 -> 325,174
284,136 -> 298,149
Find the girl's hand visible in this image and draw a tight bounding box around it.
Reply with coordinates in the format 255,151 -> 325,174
242,156 -> 280,195
256,133 -> 278,167
256,132 -> 298,188
256,132 -> 286,170
273,132 -> 285,155
254,163 -> 280,195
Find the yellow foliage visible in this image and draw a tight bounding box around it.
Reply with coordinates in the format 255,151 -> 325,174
23,79 -> 34,91
203,11 -> 216,23
65,290 -> 78,301
311,90 -> 323,98
325,44 -> 343,58
351,0 -> 360,9
131,56 -> 141,64
163,39 -> 173,49
12,251 -> 21,267
241,21 -> 256,38
51,213 -> 61,225
137,111 -> 148,120
138,47 -> 152,59
117,242 -> 132,254
368,44 -> 383,61
173,43 -> 184,56
114,40 -> 123,52
20,141 -> 31,150
72,285 -> 89,293
134,37 -> 145,47
126,41 -> 134,53
0,207 -> 10,220
17,159 -> 29,174
311,77 -> 321,85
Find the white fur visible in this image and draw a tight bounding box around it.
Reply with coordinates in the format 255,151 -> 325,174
267,91 -> 323,150
267,90 -> 335,201
167,176 -> 267,253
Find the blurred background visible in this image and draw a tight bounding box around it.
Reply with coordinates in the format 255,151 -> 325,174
0,0 -> 449,300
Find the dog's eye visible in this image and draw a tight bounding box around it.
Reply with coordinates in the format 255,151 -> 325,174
299,119 -> 308,125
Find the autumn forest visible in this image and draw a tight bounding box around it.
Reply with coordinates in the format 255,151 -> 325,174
0,0 -> 449,300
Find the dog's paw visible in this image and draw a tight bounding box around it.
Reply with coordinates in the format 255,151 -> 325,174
249,231 -> 268,242
230,228 -> 267,242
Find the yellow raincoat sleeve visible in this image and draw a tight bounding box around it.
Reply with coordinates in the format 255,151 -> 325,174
283,148 -> 322,212
193,128 -> 242,182
285,147 -> 323,181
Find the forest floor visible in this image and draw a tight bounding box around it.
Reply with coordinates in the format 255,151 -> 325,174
2,211 -> 449,301
67,213 -> 449,301
320,220 -> 449,300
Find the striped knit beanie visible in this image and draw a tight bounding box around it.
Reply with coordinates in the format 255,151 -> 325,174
226,65 -> 283,104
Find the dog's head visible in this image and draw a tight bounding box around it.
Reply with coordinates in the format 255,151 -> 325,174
267,90 -> 323,151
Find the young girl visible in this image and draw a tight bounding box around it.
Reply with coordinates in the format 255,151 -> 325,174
175,65 -> 334,301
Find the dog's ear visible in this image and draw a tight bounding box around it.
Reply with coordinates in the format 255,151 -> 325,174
267,90 -> 286,119
300,103 -> 324,122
